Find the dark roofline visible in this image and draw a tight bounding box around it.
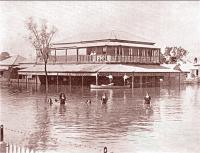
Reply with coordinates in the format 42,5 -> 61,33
52,39 -> 155,46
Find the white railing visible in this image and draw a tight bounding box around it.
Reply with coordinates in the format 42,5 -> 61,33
38,55 -> 160,64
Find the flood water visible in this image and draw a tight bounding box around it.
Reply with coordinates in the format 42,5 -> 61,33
0,83 -> 200,153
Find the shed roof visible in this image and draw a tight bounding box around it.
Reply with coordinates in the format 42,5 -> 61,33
98,64 -> 135,73
19,64 -> 179,75
18,64 -> 104,73
132,65 -> 179,73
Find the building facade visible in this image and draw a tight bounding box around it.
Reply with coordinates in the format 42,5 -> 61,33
19,32 -> 185,87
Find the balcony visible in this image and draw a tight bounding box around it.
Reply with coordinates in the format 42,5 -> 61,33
38,55 -> 160,64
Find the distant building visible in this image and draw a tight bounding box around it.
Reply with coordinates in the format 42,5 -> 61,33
0,55 -> 26,81
19,31 -> 184,87
193,57 -> 200,78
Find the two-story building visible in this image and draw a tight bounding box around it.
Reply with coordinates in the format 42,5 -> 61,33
18,32 -> 183,88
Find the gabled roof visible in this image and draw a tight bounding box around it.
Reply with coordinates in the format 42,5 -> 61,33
0,55 -> 26,66
162,63 -> 198,73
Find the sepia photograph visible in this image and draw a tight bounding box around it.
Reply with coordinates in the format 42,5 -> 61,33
0,1 -> 200,153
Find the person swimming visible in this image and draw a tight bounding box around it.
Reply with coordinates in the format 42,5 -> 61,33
86,99 -> 91,104
144,92 -> 151,105
48,98 -> 53,105
59,93 -> 66,105
101,93 -> 108,104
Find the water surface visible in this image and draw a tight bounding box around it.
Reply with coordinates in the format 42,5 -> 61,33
0,83 -> 200,153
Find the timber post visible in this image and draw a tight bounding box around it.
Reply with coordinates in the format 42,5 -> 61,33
0,125 -> 6,153
0,125 -> 3,141
132,73 -> 134,89
17,74 -> 19,85
76,48 -> 79,62
81,76 -> 84,88
25,74 -> 28,88
69,75 -> 72,91
56,73 -> 59,92
96,73 -> 98,85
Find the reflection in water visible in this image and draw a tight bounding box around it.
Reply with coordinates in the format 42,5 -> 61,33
0,83 -> 200,153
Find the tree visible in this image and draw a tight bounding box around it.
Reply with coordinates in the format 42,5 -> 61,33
159,52 -> 166,64
0,52 -> 10,61
25,17 -> 57,91
163,46 -> 188,64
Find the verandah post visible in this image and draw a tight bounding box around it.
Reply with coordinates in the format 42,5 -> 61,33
36,75 -> 38,85
179,72 -> 181,91
54,49 -> 57,63
76,48 -> 79,62
96,73 -> 98,85
0,125 -> 3,141
26,73 -> 28,88
56,73 -> 59,92
82,75 -> 84,87
17,74 -> 19,85
132,73 -> 134,89
0,125 -> 6,153
65,49 -> 68,63
69,75 -> 72,87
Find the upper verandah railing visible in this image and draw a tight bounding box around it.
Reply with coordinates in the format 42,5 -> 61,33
37,55 -> 160,64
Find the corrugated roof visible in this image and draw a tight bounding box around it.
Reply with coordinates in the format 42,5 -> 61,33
0,66 -> 9,71
99,64 -> 135,73
54,31 -> 154,45
0,55 -> 26,66
14,64 -> 35,69
19,58 -> 36,64
180,64 -> 198,71
132,65 -> 179,73
19,64 -> 179,74
162,64 -> 198,72
19,64 -> 105,73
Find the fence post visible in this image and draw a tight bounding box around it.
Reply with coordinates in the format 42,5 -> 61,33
0,125 -> 6,153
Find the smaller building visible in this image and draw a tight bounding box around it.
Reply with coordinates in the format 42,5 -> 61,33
16,58 -> 41,84
194,63 -> 200,78
162,63 -> 199,84
0,55 -> 26,82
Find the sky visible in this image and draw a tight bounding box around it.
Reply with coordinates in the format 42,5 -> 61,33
0,1 -> 200,58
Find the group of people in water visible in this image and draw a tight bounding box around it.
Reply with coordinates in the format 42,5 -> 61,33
48,92 -> 67,105
85,93 -> 108,105
48,92 -> 109,105
48,92 -> 151,107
